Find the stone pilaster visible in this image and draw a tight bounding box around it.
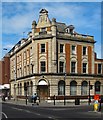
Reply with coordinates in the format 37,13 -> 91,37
51,18 -> 57,73
77,81 -> 81,95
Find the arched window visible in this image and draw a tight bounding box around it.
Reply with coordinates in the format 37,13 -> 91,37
18,84 -> 19,95
58,80 -> 65,95
20,83 -> 22,95
70,81 -> 77,95
30,81 -> 33,95
24,82 -> 27,95
81,81 -> 88,95
95,81 -> 101,94
27,82 -> 29,95
66,28 -> 69,33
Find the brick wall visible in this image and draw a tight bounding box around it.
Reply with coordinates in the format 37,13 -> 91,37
65,44 -> 70,73
77,45 -> 82,74
0,56 -> 10,85
88,46 -> 92,74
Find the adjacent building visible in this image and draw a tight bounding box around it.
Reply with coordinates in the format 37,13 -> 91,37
9,9 -> 103,101
0,54 -> 10,97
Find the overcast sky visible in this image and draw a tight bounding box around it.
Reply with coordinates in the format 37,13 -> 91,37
1,1 -> 102,59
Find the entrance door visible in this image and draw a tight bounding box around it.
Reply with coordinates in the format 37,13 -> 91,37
37,85 -> 48,100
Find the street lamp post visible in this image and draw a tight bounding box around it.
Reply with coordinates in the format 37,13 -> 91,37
14,51 -> 17,101
88,81 -> 91,105
24,84 -> 27,105
64,72 -> 66,105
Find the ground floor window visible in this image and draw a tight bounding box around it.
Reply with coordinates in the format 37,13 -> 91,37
58,80 -> 65,95
70,81 -> 77,95
30,81 -> 33,95
27,82 -> 29,95
12,79 -> 102,98
95,81 -> 101,94
24,82 -> 27,95
20,83 -> 22,95
81,81 -> 88,95
17,84 -> 19,95
23,81 -> 33,96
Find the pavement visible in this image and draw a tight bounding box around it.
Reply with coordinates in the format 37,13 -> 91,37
1,98 -> 93,107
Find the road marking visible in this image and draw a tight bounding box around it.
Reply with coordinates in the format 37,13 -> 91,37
11,107 -> 41,116
24,110 -> 31,113
88,111 -> 97,112
10,106 -> 59,119
11,107 -> 23,111
48,116 -> 52,119
35,113 -> 40,116
88,111 -> 102,115
48,116 -> 59,120
88,111 -> 99,113
52,108 -> 69,111
2,112 -> 8,118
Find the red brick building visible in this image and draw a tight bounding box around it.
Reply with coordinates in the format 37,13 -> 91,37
0,54 -> 10,96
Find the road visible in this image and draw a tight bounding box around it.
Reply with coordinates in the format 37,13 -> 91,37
1,103 -> 103,120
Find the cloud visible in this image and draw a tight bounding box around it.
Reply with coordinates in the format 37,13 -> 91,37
2,2 -> 101,35
2,3 -> 37,34
95,44 -> 101,58
1,2 -> 101,59
3,13 -> 33,34
3,44 -> 14,49
46,3 -> 83,20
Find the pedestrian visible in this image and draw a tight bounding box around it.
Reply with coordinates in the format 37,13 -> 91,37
2,94 -> 5,101
36,96 -> 39,105
98,98 -> 102,112
32,93 -> 37,103
7,92 -> 10,100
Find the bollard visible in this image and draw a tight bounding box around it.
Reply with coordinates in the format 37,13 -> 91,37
26,95 -> 27,105
94,103 -> 98,111
25,91 -> 27,105
54,95 -> 55,106
94,100 -> 99,112
36,97 -> 39,105
64,96 -> 66,105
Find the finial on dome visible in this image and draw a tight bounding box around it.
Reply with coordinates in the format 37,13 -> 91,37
40,9 -> 48,14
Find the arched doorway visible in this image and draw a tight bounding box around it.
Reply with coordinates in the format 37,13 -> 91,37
37,79 -> 49,100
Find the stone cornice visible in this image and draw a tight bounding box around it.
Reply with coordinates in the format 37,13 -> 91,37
57,34 -> 95,44
33,34 -> 53,40
10,73 -> 103,82
10,40 -> 32,58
